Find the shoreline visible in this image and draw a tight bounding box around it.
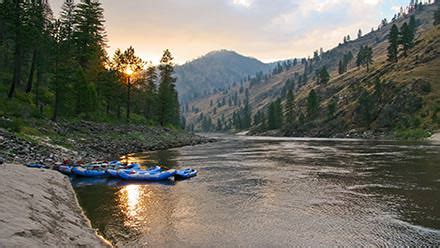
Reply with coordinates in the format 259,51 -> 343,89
0,122 -> 214,247
0,121 -> 215,166
0,164 -> 112,247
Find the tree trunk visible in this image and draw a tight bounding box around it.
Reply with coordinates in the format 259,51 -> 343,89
35,64 -> 42,114
126,77 -> 131,121
26,49 -> 37,93
52,50 -> 59,121
8,0 -> 22,98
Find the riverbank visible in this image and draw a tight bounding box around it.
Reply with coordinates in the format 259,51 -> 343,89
0,164 -> 111,247
0,120 -> 214,166
248,127 -> 439,140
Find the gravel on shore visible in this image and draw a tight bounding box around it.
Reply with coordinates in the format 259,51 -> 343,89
0,164 -> 112,247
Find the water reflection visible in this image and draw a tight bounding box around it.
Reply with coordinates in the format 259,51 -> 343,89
74,136 -> 440,247
120,185 -> 140,220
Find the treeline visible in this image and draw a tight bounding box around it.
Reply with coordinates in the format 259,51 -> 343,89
0,0 -> 180,127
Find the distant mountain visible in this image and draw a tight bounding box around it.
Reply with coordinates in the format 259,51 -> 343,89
184,3 -> 440,138
175,50 -> 272,101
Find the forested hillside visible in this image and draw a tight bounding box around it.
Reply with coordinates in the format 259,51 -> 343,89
184,2 -> 440,138
0,0 -> 180,132
175,50 -> 273,101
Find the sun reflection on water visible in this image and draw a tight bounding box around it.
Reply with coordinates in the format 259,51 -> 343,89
125,185 -> 140,215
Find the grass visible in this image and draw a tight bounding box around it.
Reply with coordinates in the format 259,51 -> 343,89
394,128 -> 431,140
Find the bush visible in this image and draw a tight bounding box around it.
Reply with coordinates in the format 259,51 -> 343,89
0,117 -> 24,133
394,128 -> 430,140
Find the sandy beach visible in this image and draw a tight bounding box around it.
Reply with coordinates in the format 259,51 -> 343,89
0,164 -> 111,247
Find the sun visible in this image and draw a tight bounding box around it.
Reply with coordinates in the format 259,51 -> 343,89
233,0 -> 252,7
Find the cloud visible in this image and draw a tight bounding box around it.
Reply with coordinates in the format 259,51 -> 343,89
232,0 -> 253,7
48,0 -> 407,63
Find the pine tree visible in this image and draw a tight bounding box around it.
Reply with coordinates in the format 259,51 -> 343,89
158,49 -> 180,126
307,89 -> 319,119
358,29 -> 362,39
267,99 -> 282,130
317,67 -> 330,84
338,60 -> 344,75
388,24 -> 400,63
284,90 -> 295,129
144,64 -> 158,120
73,0 -> 107,115
364,46 -> 373,72
400,22 -> 414,56
25,0 -> 50,93
122,46 -> 143,121
7,0 -> 25,98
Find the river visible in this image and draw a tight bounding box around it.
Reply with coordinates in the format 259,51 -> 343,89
73,135 -> 440,247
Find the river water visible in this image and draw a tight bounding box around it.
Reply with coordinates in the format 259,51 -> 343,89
73,135 -> 440,247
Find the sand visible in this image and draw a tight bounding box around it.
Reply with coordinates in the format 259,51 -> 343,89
0,164 -> 111,247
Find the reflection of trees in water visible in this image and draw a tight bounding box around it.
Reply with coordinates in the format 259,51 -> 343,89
123,149 -> 181,169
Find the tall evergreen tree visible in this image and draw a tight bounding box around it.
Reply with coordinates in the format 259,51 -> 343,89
73,0 -> 106,115
7,0 -> 25,98
338,60 -> 344,75
284,90 -> 295,129
144,64 -> 158,120
317,67 -> 330,84
25,0 -> 51,93
307,89 -> 319,119
158,49 -> 180,126
267,98 -> 282,130
387,24 -> 400,63
122,46 -> 143,121
400,22 -> 414,56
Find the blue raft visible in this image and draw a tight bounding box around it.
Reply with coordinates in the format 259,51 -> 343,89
175,168 -> 198,179
26,163 -> 49,169
72,166 -> 107,177
58,165 -> 74,175
118,169 -> 176,181
106,164 -> 158,178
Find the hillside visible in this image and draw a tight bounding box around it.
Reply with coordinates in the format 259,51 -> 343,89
184,3 -> 440,138
175,50 -> 272,101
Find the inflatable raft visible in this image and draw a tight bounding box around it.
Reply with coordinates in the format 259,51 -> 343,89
175,168 -> 198,179
58,165 -> 74,175
118,169 -> 176,181
72,166 -> 107,177
106,164 -> 153,178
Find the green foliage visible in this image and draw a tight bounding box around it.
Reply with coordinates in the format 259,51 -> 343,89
400,22 -> 414,56
388,24 -> 400,63
284,90 -> 295,128
0,117 -> 24,133
327,97 -> 337,119
158,49 -> 180,127
356,89 -> 374,127
0,0 -> 181,129
317,67 -> 330,84
338,51 -> 353,75
394,128 -> 430,139
307,89 -> 319,119
267,98 -> 283,130
356,45 -> 373,71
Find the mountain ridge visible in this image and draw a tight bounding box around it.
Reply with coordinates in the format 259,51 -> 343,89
183,3 -> 440,138
175,49 -> 274,101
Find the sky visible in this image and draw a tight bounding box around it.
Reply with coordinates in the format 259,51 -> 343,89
48,0 -> 410,64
